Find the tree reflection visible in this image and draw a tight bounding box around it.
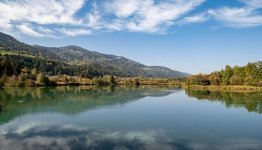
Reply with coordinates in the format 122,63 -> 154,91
0,86 -> 177,123
186,89 -> 262,114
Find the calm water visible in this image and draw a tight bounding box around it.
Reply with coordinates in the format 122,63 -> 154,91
0,86 -> 262,150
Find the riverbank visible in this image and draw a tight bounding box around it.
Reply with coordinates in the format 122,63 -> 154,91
0,75 -> 185,87
184,85 -> 262,92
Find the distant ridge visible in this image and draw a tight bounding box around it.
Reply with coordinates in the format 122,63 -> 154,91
0,32 -> 189,78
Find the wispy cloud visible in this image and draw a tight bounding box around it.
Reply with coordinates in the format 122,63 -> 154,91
58,28 -> 93,36
0,0 -> 262,38
0,0 -> 206,37
16,24 -> 43,37
178,13 -> 209,24
105,0 -> 206,33
0,0 -> 85,25
208,0 -> 262,28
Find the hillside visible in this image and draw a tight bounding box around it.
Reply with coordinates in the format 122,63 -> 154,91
0,32 -> 188,78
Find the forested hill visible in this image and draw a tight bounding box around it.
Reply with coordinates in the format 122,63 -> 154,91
0,32 -> 188,78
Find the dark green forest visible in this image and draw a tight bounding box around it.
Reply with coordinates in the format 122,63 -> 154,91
0,53 -> 103,78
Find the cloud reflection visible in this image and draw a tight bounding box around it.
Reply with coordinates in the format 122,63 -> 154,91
1,120 -> 262,150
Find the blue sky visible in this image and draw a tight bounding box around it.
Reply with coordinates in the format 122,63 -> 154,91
0,0 -> 261,74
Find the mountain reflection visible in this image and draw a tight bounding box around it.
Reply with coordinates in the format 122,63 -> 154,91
185,90 -> 262,114
0,86 -> 176,123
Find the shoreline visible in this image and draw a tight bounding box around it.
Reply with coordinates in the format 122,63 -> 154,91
1,84 -> 262,92
184,85 -> 262,92
0,83 -> 183,88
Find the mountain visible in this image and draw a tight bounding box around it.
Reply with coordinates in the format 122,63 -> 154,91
0,32 -> 189,78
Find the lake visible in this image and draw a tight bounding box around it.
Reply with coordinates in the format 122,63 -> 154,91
0,86 -> 262,150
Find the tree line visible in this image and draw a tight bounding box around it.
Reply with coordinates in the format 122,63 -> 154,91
186,62 -> 262,87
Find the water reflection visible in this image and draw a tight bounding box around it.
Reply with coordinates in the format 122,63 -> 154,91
0,86 -> 262,150
1,117 -> 262,150
0,86 -> 177,124
0,122 -> 187,150
185,90 -> 262,114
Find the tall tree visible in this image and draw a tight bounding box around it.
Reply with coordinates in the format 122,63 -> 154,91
222,65 -> 233,85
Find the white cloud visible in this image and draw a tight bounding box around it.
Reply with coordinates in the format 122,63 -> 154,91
240,0 -> 262,8
0,0 -> 86,37
0,0 -> 206,37
208,0 -> 262,27
0,0 -> 85,25
16,24 -> 43,37
58,28 -> 92,36
0,20 -> 13,34
105,0 -> 206,33
1,0 -> 261,38
179,13 -> 208,24
37,26 -> 53,34
106,0 -> 143,18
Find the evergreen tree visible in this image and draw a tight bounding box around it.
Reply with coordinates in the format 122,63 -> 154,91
222,65 -> 233,85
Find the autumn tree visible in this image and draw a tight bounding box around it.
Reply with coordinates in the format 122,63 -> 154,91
36,72 -> 49,85
230,76 -> 242,85
18,73 -> 26,86
209,72 -> 221,85
30,68 -> 38,80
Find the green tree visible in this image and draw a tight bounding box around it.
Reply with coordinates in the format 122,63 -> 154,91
244,76 -> 253,86
222,65 -> 233,85
232,66 -> 244,78
244,63 -> 256,77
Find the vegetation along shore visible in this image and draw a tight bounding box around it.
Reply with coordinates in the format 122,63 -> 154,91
0,32 -> 261,92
